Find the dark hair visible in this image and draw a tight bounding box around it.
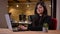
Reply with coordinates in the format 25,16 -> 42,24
35,1 -> 47,15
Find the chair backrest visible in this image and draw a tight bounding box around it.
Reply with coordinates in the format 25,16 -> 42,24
51,18 -> 57,30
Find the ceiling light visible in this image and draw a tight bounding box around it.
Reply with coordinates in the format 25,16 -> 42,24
16,4 -> 19,7
49,5 -> 51,7
27,4 -> 30,7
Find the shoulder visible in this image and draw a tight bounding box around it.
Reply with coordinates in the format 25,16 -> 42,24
47,15 -> 51,18
29,15 -> 38,18
44,15 -> 52,20
29,15 -> 39,21
44,15 -> 51,18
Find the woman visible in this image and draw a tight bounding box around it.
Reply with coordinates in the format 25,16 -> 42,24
19,1 -> 53,31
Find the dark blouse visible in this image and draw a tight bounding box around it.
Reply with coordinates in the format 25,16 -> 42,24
28,15 -> 53,31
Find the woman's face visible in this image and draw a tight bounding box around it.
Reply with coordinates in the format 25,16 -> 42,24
37,4 -> 44,14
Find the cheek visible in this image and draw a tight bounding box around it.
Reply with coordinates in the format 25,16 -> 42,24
39,8 -> 44,13
40,8 -> 44,11
37,10 -> 41,14
42,8 -> 44,11
36,10 -> 44,14
37,9 -> 43,13
37,7 -> 44,12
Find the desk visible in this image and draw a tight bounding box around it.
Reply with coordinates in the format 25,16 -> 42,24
0,28 -> 60,34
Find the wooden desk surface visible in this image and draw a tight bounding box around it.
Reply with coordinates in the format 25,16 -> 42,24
0,28 -> 60,34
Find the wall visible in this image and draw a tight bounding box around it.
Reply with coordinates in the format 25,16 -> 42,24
0,0 -> 8,28
45,1 -> 51,16
9,3 -> 35,21
56,0 -> 60,30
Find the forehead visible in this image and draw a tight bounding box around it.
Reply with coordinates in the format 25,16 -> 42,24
37,4 -> 43,7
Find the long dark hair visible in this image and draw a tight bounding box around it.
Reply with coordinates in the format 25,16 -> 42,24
35,1 -> 47,16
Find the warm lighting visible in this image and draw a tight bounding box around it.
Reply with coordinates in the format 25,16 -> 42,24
15,21 -> 17,23
25,21 -> 28,23
49,5 -> 51,7
16,4 -> 19,7
27,4 -> 30,7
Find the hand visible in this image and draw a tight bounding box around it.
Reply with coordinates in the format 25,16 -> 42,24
18,25 -> 27,30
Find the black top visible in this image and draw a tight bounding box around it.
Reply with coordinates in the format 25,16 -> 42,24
28,15 -> 53,31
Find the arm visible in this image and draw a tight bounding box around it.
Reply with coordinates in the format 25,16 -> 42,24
28,15 -> 42,31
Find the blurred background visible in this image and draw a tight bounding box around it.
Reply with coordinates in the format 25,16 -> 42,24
8,0 -> 52,22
